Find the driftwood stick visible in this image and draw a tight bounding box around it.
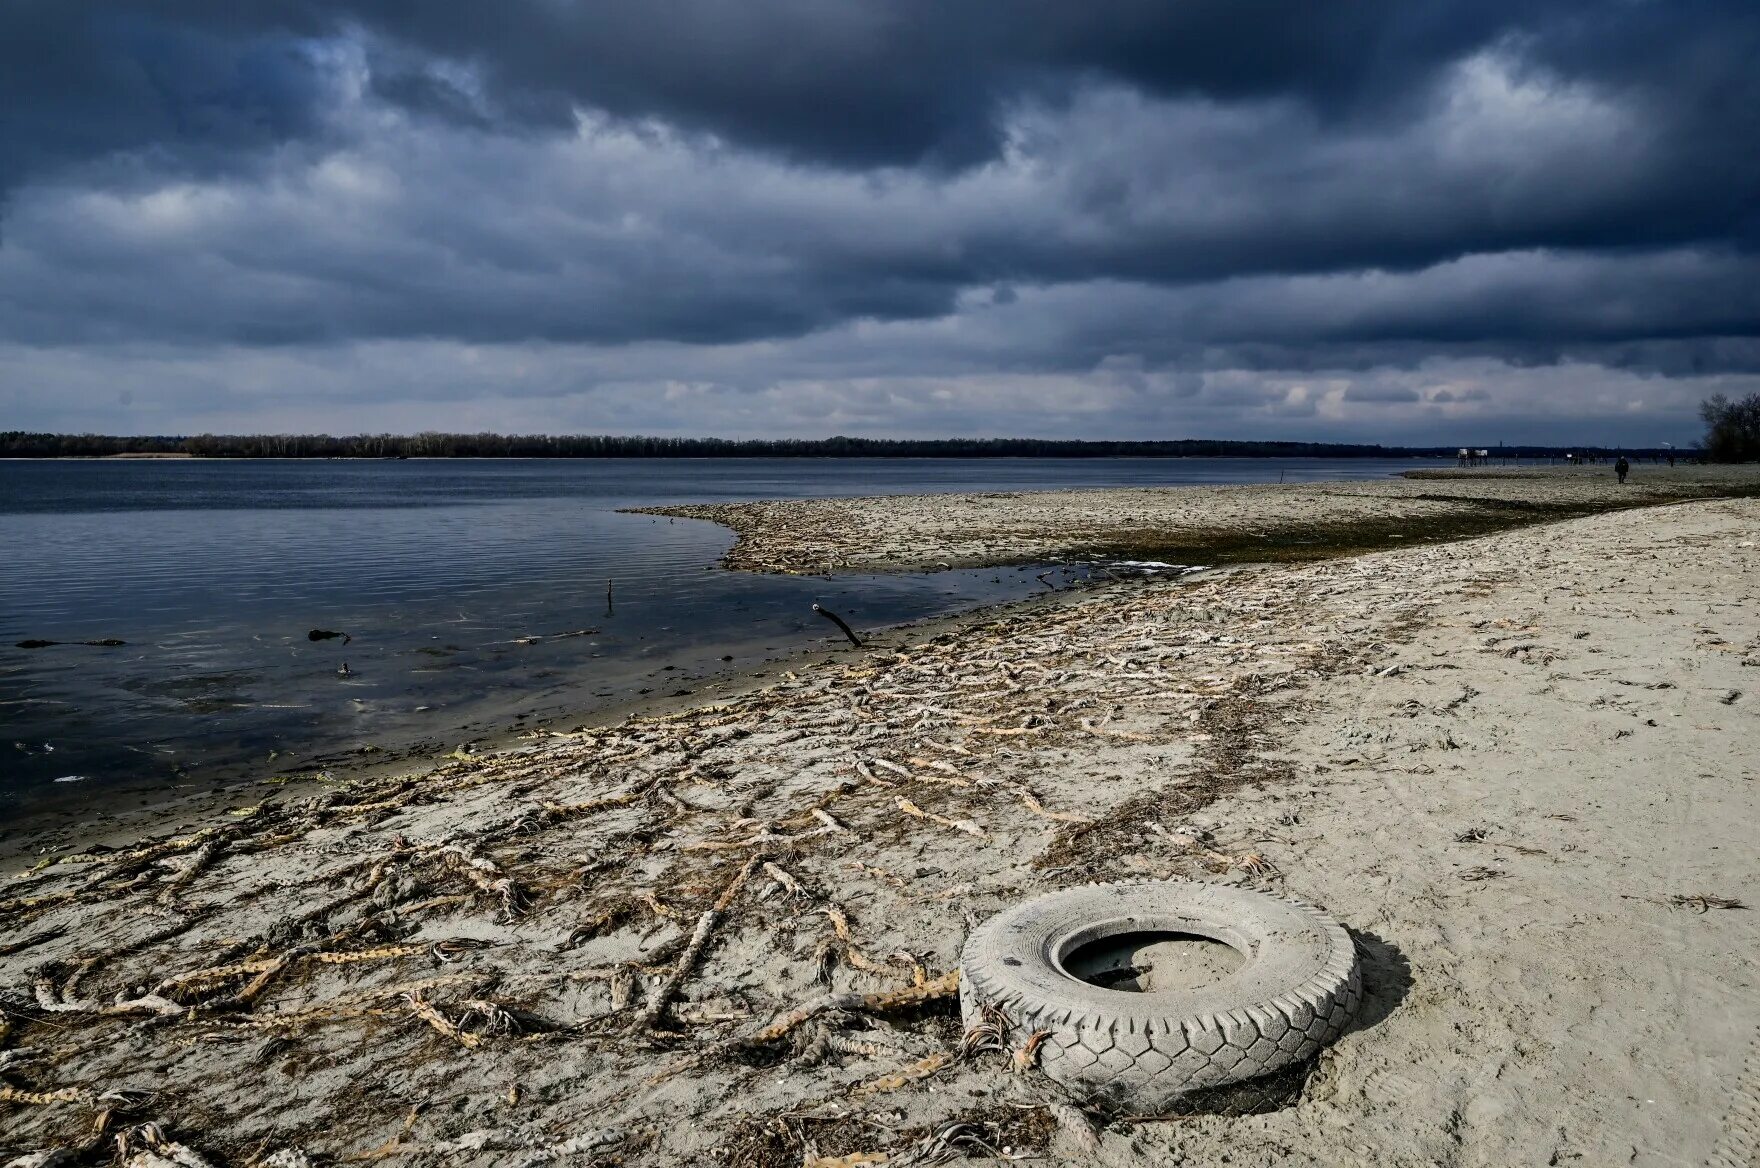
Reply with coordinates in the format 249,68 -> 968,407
0,927 -> 63,957
648,969 -> 960,1082
812,604 -> 862,648
644,963 -> 957,1083
822,905 -> 901,977
223,947 -> 313,1008
637,855 -> 760,1029
437,846 -> 527,921
406,993 -> 480,1048
157,838 -> 227,905
762,861 -> 808,899
750,968 -> 959,1044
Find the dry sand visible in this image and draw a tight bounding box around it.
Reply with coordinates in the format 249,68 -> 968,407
2,481 -> 1756,1167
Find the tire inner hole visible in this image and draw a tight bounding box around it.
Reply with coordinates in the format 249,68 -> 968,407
1063,930 -> 1245,993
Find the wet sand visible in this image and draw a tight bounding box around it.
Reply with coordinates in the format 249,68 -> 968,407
0,584 -> 1099,869
1,477 -> 1756,1167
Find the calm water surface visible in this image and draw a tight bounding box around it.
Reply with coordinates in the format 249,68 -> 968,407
1,457 -> 1426,812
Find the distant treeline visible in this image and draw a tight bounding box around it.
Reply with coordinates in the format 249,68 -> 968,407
0,431 -> 1681,460
1700,392 -> 1760,462
7,431 -> 1406,458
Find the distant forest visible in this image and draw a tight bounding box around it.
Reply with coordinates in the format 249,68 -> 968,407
5,431 -> 1412,459
0,431 -> 1672,460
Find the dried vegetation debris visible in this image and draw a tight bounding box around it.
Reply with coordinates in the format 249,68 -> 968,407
0,521 -> 1559,1165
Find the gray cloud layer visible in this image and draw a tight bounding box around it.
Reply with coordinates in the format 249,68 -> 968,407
2,2 -> 1756,442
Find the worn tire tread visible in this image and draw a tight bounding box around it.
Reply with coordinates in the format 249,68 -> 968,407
960,881 -> 1361,1109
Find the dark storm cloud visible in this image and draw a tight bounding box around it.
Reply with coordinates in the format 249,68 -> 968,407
10,1 -> 1759,193
228,0 -> 1760,177
0,4 -> 341,196
4,106 -> 1756,357
1343,385 -> 1421,404
2,1 -> 1758,441
0,1 -> 1548,180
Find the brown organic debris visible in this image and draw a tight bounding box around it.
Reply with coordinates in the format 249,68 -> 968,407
1667,893 -> 1747,914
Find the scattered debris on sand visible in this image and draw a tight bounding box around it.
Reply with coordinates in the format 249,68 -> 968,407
3,488 -> 1756,1166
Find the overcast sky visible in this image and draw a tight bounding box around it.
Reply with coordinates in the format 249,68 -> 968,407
2,2 -> 1756,445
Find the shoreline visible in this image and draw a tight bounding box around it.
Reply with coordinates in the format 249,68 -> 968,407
11,465 -> 1756,858
0,565 -> 1154,867
1,484 -> 1755,1165
0,462 -> 1650,855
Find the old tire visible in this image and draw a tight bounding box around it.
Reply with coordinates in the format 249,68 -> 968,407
959,881 -> 1360,1111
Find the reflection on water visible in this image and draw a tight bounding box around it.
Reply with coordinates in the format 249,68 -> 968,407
1,457 -> 1423,810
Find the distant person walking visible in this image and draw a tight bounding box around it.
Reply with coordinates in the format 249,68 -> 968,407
1615,456 -> 1630,484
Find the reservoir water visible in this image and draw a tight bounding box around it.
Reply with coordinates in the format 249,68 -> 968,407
1,456 -> 1426,813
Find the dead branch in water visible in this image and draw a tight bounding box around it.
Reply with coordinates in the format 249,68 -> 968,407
812,604 -> 862,647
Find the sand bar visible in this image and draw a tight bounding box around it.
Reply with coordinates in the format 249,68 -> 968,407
1,482 -> 1756,1166
637,464 -> 1760,573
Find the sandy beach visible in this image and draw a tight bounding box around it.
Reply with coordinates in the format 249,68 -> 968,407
3,475 -> 1757,1167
